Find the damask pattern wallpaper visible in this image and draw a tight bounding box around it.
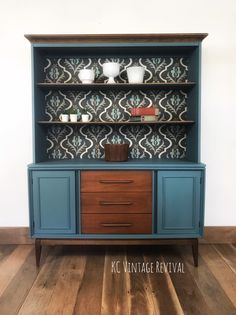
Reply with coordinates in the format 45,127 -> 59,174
44,57 -> 189,84
41,56 -> 190,160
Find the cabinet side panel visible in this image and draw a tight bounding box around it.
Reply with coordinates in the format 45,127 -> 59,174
186,45 -> 201,162
32,47 -> 48,162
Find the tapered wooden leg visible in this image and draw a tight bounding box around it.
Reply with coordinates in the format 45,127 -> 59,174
192,238 -> 198,267
35,239 -> 42,268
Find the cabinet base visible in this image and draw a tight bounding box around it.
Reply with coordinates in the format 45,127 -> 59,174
35,238 -> 198,268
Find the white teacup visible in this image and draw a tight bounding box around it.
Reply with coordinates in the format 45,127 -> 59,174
78,69 -> 95,84
81,114 -> 92,122
70,114 -> 78,122
59,114 -> 69,122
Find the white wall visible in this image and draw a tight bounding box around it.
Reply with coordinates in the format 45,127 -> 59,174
0,0 -> 235,226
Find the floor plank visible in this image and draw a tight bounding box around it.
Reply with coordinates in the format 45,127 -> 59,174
0,247 -> 38,315
200,245 -> 236,308
143,251 -> 184,315
180,245 -> 236,315
126,249 -> 158,315
101,249 -> 129,315
0,245 -> 17,264
45,247 -> 86,315
0,245 -> 32,296
73,249 -> 105,315
161,246 -> 212,315
17,246 -> 64,315
213,244 -> 236,274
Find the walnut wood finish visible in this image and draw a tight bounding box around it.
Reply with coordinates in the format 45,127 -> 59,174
35,239 -> 41,268
192,238 -> 199,267
81,170 -> 152,192
104,143 -> 129,162
25,33 -> 208,43
81,192 -> 152,214
81,213 -> 152,234
39,238 -> 198,246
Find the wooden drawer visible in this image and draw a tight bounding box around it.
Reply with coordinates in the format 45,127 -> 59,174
81,214 -> 152,234
81,171 -> 152,192
81,192 -> 152,213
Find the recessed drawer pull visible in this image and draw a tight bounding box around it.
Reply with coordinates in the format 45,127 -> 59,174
101,223 -> 132,227
99,180 -> 134,184
99,201 -> 133,206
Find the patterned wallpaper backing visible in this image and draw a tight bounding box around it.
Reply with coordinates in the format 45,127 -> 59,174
42,56 -> 190,160
43,56 -> 189,84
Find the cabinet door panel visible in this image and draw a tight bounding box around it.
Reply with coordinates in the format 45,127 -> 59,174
32,171 -> 76,235
157,171 -> 201,235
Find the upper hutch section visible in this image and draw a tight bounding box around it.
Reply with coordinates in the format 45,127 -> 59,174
25,34 -> 207,164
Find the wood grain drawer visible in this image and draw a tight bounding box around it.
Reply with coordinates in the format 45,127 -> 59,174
81,171 -> 152,192
81,214 -> 152,234
81,192 -> 152,213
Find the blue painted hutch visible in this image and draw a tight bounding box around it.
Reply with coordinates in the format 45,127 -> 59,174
25,33 -> 207,266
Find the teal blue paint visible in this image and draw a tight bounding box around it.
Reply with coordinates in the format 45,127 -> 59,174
28,170 -> 34,237
32,47 -> 49,163
199,169 -> 206,236
76,171 -> 81,234
28,37 -> 206,241
29,167 -> 204,239
31,233 -> 201,239
198,43 -> 202,163
31,46 -> 36,163
157,171 -> 201,235
152,171 -> 157,234
28,160 -> 206,171
33,43 -> 200,49
32,171 -> 76,234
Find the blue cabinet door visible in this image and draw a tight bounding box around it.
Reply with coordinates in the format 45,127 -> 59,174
32,171 -> 76,235
157,171 -> 202,236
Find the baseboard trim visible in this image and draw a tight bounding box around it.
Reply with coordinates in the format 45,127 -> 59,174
201,226 -> 236,244
0,227 -> 33,245
0,227 -> 235,245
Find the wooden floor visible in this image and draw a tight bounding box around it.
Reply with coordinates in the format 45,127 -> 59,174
0,244 -> 235,315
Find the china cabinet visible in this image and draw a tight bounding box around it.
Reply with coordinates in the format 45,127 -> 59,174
26,33 -> 207,267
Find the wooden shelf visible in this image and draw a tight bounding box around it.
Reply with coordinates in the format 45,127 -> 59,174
37,82 -> 196,89
38,120 -> 195,125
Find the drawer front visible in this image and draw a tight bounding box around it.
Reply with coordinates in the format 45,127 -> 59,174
81,214 -> 152,234
81,192 -> 152,214
81,171 -> 152,192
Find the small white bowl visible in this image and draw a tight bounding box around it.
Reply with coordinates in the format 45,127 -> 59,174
127,66 -> 145,83
102,62 -> 120,84
78,69 -> 95,84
